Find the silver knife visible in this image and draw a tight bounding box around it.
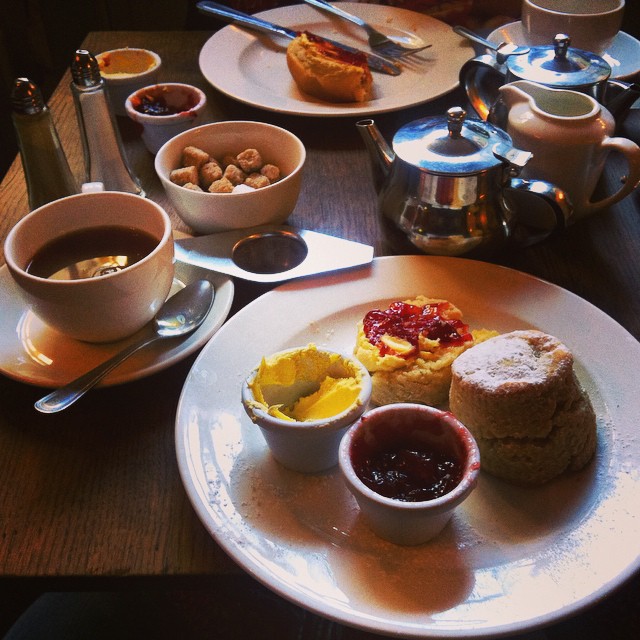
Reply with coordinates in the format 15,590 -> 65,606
196,1 -> 401,76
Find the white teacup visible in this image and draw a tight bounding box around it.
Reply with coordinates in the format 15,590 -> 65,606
4,191 -> 175,343
521,0 -> 624,55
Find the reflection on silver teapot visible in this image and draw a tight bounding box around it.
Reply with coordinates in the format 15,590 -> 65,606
357,107 -> 573,257
458,32 -> 640,131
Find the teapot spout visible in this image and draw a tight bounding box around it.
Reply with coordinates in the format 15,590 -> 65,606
356,119 -> 395,192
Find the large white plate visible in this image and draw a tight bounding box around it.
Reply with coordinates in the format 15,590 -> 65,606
0,257 -> 234,388
487,21 -> 640,80
198,3 -> 474,117
176,256 -> 640,638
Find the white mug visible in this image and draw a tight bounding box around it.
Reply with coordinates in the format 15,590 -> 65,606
521,0 -> 624,55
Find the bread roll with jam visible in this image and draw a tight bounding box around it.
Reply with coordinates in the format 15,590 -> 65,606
286,32 -> 373,103
449,330 -> 597,485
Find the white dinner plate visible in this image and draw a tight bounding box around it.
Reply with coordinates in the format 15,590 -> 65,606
198,3 -> 474,117
0,251 -> 234,388
487,21 -> 640,80
176,255 -> 640,638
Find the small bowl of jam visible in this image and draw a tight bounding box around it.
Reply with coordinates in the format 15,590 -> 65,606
125,82 -> 207,154
339,403 -> 480,545
241,344 -> 372,473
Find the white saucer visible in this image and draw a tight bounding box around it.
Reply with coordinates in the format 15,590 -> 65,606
487,21 -> 640,80
0,252 -> 234,389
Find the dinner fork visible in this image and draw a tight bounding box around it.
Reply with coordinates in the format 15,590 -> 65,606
302,0 -> 431,58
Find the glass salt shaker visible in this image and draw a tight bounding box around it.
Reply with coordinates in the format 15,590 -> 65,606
70,49 -> 144,196
11,78 -> 78,211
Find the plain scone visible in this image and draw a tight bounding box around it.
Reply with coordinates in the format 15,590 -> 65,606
449,330 -> 597,485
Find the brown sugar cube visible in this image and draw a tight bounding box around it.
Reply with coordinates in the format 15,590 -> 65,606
260,164 -> 280,182
170,165 -> 199,186
208,177 -> 234,193
199,161 -> 223,189
223,164 -> 246,186
182,182 -> 203,191
236,148 -> 263,173
181,146 -> 210,169
244,173 -> 270,189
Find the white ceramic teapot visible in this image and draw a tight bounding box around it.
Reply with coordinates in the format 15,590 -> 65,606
498,80 -> 640,218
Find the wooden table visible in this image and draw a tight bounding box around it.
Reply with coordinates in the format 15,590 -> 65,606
1,30 -> 639,638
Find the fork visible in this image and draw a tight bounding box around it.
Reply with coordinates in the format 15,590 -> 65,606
302,0 -> 431,58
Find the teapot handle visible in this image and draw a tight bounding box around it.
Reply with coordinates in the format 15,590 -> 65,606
504,178 -> 573,246
458,54 -> 505,121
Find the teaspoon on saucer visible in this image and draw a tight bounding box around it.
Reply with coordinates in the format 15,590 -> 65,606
34,279 -> 215,413
454,25 -> 530,64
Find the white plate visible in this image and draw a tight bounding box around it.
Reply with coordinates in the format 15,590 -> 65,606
487,21 -> 640,80
0,254 -> 234,388
176,255 -> 640,638
198,2 -> 474,117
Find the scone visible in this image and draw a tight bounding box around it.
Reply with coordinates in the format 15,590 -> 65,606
286,32 -> 373,103
354,296 -> 498,407
449,330 -> 597,485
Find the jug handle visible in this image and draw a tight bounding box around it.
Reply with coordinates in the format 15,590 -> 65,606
505,178 -> 573,246
458,54 -> 505,121
583,137 -> 640,214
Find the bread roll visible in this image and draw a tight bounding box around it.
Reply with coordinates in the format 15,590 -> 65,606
449,330 -> 597,485
286,32 -> 372,103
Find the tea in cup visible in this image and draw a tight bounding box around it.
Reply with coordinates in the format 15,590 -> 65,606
521,0 -> 624,55
4,191 -> 175,343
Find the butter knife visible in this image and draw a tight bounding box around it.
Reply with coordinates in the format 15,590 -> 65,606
196,1 -> 401,76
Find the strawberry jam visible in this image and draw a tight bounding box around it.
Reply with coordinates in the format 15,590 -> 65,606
363,301 -> 472,358
353,444 -> 463,502
301,31 -> 368,69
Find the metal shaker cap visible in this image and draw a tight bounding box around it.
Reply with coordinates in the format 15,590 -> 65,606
71,49 -> 102,87
11,78 -> 45,115
392,107 -> 515,175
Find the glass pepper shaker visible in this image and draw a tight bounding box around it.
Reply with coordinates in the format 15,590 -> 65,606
11,78 -> 78,211
70,49 -> 144,196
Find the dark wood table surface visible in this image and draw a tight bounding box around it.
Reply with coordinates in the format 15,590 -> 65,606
1,29 -> 639,638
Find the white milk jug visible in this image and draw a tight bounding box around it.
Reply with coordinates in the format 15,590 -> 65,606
498,80 -> 640,219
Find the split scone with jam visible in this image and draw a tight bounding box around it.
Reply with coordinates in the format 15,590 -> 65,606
354,296 -> 498,407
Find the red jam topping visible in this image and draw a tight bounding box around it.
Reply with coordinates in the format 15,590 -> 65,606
301,31 -> 368,69
363,301 -> 472,358
131,92 -> 197,116
353,441 -> 463,502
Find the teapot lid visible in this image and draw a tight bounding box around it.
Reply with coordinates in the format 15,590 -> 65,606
506,34 -> 611,88
393,107 -> 515,174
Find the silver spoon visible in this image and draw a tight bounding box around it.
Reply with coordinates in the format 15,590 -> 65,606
34,279 -> 215,414
453,25 -> 530,64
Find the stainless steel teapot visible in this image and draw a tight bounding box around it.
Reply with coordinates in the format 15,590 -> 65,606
357,107 -> 572,256
459,33 -> 640,129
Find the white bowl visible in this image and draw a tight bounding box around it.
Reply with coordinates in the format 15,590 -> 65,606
125,83 -> 207,154
96,47 -> 161,117
339,403 -> 481,545
155,121 -> 306,234
4,191 -> 174,343
241,344 -> 372,473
